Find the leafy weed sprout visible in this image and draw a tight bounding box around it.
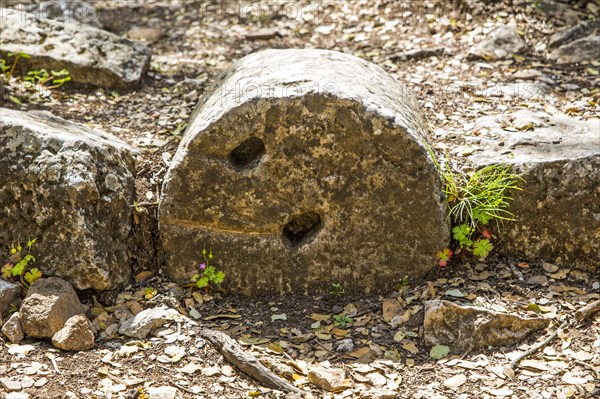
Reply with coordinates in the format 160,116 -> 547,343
428,146 -> 523,266
191,247 -> 225,291
1,238 -> 42,288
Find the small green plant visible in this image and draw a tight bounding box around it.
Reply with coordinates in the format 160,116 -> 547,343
1,52 -> 30,81
329,282 -> 345,297
333,314 -> 353,327
428,146 -> 523,266
1,238 -> 42,287
24,68 -> 71,88
191,247 -> 225,291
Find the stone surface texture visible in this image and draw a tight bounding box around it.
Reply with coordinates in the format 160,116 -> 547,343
160,49 -> 449,295
424,300 -> 550,353
0,108 -> 136,290
119,305 -> 181,339
0,8 -> 150,88
51,314 -> 95,351
19,277 -> 88,338
1,312 -> 24,344
469,24 -> 525,60
0,279 -> 21,315
469,111 -> 600,272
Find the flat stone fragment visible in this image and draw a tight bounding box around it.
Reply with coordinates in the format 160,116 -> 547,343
0,108 -> 136,290
0,7 -> 151,88
0,279 -> 20,315
160,49 -> 449,295
147,386 -> 179,399
119,305 -> 181,339
2,312 -> 24,344
468,111 -> 600,272
0,377 -> 22,392
20,277 -> 88,338
548,35 -> 600,64
424,300 -> 550,353
52,315 -> 95,351
308,367 -> 352,392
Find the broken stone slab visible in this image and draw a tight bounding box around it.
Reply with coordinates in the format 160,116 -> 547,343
159,48 -> 449,295
308,366 -> 352,392
468,24 -> 525,60
548,35 -> 600,64
0,279 -> 21,315
119,305 -> 181,339
0,108 -> 136,290
468,111 -> 600,272
424,300 -> 550,353
0,7 -> 151,88
52,315 -> 95,351
19,277 -> 88,338
548,19 -> 600,49
1,312 -> 24,344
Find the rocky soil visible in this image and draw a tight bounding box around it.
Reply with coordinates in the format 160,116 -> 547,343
1,0 -> 599,398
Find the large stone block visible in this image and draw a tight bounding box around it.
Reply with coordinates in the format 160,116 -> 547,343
0,7 -> 150,89
160,49 -> 449,295
0,108 -> 136,290
469,111 -> 600,272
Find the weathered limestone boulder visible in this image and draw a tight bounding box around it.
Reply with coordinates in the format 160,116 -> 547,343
469,111 -> 600,272
52,315 -> 95,351
424,300 -> 550,353
548,35 -> 600,64
0,7 -> 150,88
548,20 -> 600,49
468,24 -> 525,60
0,280 -> 20,315
20,277 -> 87,338
160,49 -> 449,295
0,108 -> 136,290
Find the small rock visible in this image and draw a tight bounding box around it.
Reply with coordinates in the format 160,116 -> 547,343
119,305 -> 181,339
1,312 -> 24,344
526,275 -> 549,286
308,367 -> 352,392
0,378 -> 22,392
424,300 -> 550,353
0,279 -> 21,315
126,27 -> 164,44
34,377 -> 48,388
336,338 -> 354,353
52,315 -> 95,351
469,24 -> 525,60
390,47 -> 445,62
19,277 -> 88,338
549,35 -> 600,64
542,262 -> 560,273
147,386 -> 179,399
